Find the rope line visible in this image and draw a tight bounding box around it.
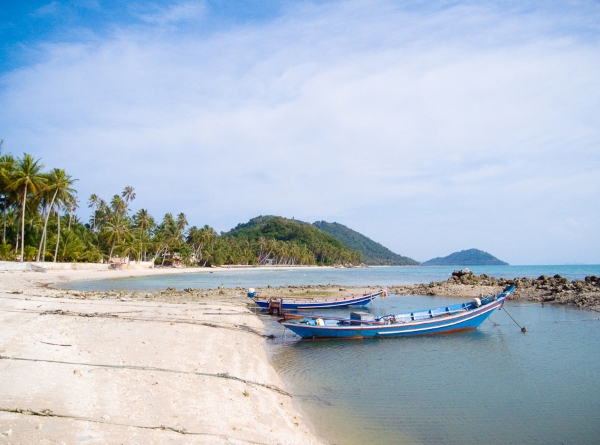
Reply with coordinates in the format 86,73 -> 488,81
0,355 -> 291,397
0,307 -> 267,338
0,407 -> 271,445
501,305 -> 527,333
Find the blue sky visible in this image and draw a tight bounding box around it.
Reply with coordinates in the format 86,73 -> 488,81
1,0 -> 599,265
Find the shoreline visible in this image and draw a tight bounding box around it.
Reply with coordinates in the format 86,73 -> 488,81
0,268 -> 327,445
2,267 -> 599,443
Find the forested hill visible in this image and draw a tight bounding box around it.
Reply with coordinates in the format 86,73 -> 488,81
226,216 -> 362,265
421,249 -> 509,266
312,221 -> 419,266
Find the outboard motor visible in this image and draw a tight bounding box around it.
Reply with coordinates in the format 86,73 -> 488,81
247,288 -> 257,298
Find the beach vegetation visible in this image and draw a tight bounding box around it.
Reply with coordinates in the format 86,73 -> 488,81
0,145 -> 363,266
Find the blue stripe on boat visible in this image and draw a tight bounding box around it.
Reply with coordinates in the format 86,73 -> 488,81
251,290 -> 385,310
279,286 -> 515,339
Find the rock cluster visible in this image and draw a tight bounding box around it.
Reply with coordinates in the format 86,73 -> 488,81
392,272 -> 600,312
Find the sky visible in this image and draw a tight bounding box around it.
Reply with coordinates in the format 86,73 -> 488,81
1,0 -> 599,265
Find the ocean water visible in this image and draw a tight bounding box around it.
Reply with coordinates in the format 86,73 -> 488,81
65,265 -> 600,444
64,264 -> 600,291
264,295 -> 600,445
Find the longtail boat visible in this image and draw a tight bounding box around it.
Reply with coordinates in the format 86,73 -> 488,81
247,288 -> 386,310
278,285 -> 515,339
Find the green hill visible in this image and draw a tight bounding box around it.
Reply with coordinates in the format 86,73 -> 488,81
226,216 -> 362,265
421,249 -> 508,266
312,221 -> 419,266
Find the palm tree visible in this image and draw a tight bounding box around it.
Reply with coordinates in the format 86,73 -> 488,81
0,154 -> 16,243
103,213 -> 131,260
110,195 -> 127,216
133,208 -> 154,232
7,154 -> 46,262
121,186 -> 136,204
176,212 -> 188,240
88,194 -> 100,230
94,199 -> 109,231
36,169 -> 77,262
55,228 -> 85,262
66,199 -> 78,230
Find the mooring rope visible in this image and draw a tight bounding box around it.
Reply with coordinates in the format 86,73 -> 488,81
501,305 -> 527,333
0,307 -> 268,338
0,407 -> 271,445
0,355 -> 291,397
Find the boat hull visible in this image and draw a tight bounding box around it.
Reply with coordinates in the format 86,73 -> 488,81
252,290 -> 384,310
279,287 -> 514,339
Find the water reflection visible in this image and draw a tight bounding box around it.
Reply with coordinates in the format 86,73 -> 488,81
266,295 -> 600,445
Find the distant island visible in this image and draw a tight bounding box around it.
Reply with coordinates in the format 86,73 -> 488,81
312,221 -> 418,266
421,248 -> 508,266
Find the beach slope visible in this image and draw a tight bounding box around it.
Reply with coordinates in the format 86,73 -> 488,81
0,269 -> 324,445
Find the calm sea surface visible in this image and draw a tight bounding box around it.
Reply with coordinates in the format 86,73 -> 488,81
67,265 -> 600,444
65,264 -> 600,291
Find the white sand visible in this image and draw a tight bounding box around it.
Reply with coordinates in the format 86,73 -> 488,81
0,268 -> 325,444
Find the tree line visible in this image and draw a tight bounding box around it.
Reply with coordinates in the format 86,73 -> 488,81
0,146 -> 361,266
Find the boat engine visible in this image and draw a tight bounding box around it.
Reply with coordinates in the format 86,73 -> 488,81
247,288 -> 257,298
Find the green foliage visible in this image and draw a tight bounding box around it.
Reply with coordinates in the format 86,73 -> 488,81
0,241 -> 13,260
226,216 -> 362,265
312,221 -> 419,266
421,248 -> 509,266
0,144 -> 393,267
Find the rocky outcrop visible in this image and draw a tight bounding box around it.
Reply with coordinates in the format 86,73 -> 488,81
390,273 -> 600,312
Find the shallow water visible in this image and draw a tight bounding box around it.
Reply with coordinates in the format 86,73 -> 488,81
64,264 -> 600,291
66,265 -> 600,444
265,295 -> 600,445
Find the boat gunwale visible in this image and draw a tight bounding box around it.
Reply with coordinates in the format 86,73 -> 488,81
280,298 -> 504,332
253,289 -> 384,305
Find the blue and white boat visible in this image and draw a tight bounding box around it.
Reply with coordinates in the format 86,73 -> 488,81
279,286 -> 515,339
248,288 -> 386,310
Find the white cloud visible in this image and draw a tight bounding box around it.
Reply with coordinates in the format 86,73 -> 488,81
1,0 -> 599,264
133,1 -> 206,25
33,1 -> 62,17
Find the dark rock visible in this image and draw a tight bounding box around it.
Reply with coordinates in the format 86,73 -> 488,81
452,269 -> 473,278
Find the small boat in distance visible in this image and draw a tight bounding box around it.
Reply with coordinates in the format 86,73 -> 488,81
247,288 -> 386,310
279,285 -> 516,339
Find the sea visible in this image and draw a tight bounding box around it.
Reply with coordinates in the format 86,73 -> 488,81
67,265 -> 600,445
64,264 -> 600,291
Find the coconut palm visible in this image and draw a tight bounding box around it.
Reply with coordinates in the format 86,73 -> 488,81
121,186 -> 136,204
88,194 -> 100,230
7,154 -> 46,261
36,169 -> 77,262
66,199 -> 78,230
110,195 -> 127,216
94,199 -> 109,231
176,212 -> 188,239
55,228 -> 85,262
133,208 -> 154,232
0,154 -> 16,243
103,213 -> 131,260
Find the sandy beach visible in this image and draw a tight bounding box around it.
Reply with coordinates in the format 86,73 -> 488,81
0,267 -> 327,445
2,265 -> 598,444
